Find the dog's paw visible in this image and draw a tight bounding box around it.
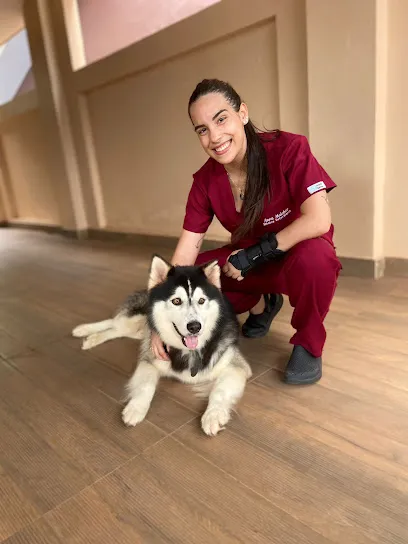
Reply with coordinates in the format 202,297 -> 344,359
122,398 -> 149,427
201,406 -> 230,436
81,333 -> 103,350
72,324 -> 92,338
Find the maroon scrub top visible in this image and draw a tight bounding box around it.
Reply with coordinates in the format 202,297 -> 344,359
183,131 -> 337,248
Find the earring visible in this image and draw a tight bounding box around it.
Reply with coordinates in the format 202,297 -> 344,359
244,117 -> 249,125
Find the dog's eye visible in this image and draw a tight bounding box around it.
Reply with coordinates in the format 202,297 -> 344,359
198,298 -> 206,305
171,298 -> 182,306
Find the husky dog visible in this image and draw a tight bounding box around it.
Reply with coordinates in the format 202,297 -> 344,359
72,255 -> 252,436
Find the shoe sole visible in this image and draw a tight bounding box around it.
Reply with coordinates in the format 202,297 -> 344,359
283,369 -> 322,385
242,294 -> 284,339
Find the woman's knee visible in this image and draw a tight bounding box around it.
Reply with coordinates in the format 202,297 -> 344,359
285,238 -> 341,281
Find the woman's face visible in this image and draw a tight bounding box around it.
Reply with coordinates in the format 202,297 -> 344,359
189,92 -> 248,168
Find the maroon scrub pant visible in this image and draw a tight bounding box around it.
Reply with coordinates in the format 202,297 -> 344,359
195,237 -> 342,357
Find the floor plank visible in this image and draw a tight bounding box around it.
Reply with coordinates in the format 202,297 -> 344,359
1,228 -> 408,543
173,381 -> 408,543
0,356 -> 164,541
173,419 -> 406,544
5,437 -> 331,544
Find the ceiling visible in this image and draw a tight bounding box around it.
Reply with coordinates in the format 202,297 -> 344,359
0,0 -> 24,45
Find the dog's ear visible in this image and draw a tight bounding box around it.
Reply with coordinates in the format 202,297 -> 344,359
148,254 -> 172,290
201,260 -> 221,289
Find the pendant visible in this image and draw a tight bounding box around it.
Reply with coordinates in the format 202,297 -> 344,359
240,191 -> 244,200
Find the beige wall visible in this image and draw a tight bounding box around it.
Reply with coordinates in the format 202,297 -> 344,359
1,108 -> 59,224
0,153 -> 6,221
1,0 -> 407,268
77,0 -> 220,65
373,0 -> 388,262
0,0 -> 308,236
307,0 -> 377,260
87,20 -> 279,241
0,163 -> 6,220
0,0 -> 24,45
385,0 -> 408,259
77,0 -> 308,239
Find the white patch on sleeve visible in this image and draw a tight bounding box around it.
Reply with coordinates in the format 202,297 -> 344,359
307,181 -> 326,194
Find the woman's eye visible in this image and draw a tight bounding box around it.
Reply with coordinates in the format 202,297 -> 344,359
172,298 -> 182,306
198,298 -> 205,305
198,128 -> 207,135
218,116 -> 226,124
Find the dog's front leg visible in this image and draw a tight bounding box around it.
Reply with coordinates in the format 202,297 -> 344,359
201,366 -> 248,437
122,361 -> 160,427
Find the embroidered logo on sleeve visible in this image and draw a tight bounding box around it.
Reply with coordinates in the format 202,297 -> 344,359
307,181 -> 326,194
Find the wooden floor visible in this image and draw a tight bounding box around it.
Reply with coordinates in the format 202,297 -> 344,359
0,228 -> 408,543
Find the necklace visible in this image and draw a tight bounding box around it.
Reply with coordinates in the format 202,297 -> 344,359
225,170 -> 246,200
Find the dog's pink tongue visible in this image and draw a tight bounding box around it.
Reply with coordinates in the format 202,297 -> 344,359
184,335 -> 198,350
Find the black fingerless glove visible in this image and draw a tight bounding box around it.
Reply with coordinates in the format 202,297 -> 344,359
228,232 -> 285,277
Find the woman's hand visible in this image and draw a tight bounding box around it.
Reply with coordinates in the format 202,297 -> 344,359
151,331 -> 170,361
222,249 -> 244,281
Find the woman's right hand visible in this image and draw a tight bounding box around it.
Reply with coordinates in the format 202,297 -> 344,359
222,249 -> 244,281
151,331 -> 170,361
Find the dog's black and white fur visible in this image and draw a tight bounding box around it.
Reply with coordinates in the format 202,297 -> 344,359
72,255 -> 252,436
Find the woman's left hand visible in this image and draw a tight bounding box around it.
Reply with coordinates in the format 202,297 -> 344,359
222,250 -> 244,281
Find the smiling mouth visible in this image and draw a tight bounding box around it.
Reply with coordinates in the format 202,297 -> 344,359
173,323 -> 199,350
213,140 -> 232,155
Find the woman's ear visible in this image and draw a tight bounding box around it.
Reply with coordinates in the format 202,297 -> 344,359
239,102 -> 249,125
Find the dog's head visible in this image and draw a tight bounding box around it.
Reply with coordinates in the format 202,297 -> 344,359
147,254 -> 221,351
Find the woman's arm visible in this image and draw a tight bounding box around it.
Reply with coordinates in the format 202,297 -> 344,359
171,229 -> 206,266
222,191 -> 332,281
276,191 -> 332,251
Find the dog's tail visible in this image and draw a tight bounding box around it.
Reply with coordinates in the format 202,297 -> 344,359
118,289 -> 149,317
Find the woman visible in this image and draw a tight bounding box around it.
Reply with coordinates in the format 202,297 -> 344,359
151,78 -> 341,385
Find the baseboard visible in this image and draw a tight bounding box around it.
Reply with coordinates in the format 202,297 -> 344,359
2,220 -> 62,235
85,228 -> 224,251
86,228 -> 178,248
339,257 -> 386,279
339,256 -> 408,278
2,220 -> 88,240
385,258 -> 408,277
2,222 -> 407,278
0,222 -> 223,251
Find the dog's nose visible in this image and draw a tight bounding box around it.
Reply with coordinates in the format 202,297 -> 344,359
187,321 -> 201,334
